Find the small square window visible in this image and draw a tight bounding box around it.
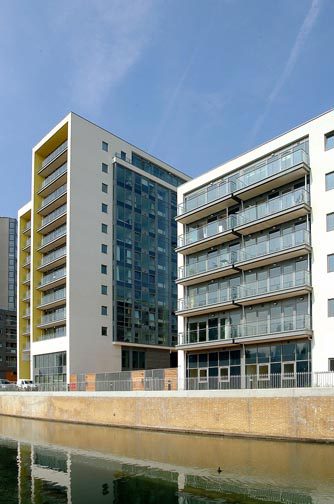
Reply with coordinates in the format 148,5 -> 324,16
101,223 -> 108,233
327,213 -> 334,232
328,299 -> 334,317
325,131 -> 334,151
101,285 -> 108,295
101,264 -> 107,274
326,172 -> 334,191
101,326 -> 108,336
328,254 -> 334,272
102,141 -> 109,152
101,244 -> 108,254
101,306 -> 108,315
102,183 -> 108,193
121,151 -> 126,160
102,203 -> 108,213
102,163 -> 108,173
329,358 -> 334,372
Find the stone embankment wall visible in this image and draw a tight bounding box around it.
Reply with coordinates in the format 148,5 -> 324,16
1,388 -> 334,443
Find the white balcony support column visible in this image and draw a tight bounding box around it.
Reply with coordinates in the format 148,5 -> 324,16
178,349 -> 186,390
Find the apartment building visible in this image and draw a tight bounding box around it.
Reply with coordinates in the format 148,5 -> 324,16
0,216 -> 17,378
176,110 -> 334,389
17,113 -> 190,386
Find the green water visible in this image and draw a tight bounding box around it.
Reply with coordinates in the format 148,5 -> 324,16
0,416 -> 333,503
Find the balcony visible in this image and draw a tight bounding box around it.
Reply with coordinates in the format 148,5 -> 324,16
22,324 -> 30,336
38,267 -> 66,291
178,314 -> 311,349
38,307 -> 66,328
38,204 -> 67,235
177,180 -> 237,224
23,255 -> 31,269
22,272 -> 30,285
22,290 -> 30,302
236,271 -> 311,306
235,188 -> 310,235
22,308 -> 30,319
38,246 -> 66,272
22,237 -> 31,251
38,288 -> 66,309
38,140 -> 68,177
38,163 -> 67,197
22,221 -> 31,234
38,224 -> 66,253
234,147 -> 309,200
40,326 -> 66,341
177,251 -> 239,286
177,215 -> 238,255
38,184 -> 67,216
236,229 -> 311,270
177,287 -> 237,316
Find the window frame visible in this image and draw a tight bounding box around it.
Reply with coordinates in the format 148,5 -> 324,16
102,141 -> 109,152
325,172 -> 334,191
325,131 -> 334,151
328,298 -> 334,317
328,254 -> 334,273
102,183 -> 108,194
102,163 -> 108,173
326,213 -> 334,232
101,306 -> 108,316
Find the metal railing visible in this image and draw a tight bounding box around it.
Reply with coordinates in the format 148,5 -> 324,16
40,163 -> 67,190
39,184 -> 67,210
178,251 -> 237,279
40,246 -> 66,267
40,288 -> 66,307
41,204 -> 67,228
22,222 -> 31,233
178,314 -> 311,345
40,326 -> 66,341
178,215 -> 237,248
41,141 -> 68,169
235,147 -> 309,190
39,267 -> 66,287
10,371 -> 334,393
178,286 -> 236,311
177,146 -> 309,216
178,179 -> 236,215
39,307 -> 66,325
237,270 -> 311,299
236,188 -> 310,227
40,224 -> 66,247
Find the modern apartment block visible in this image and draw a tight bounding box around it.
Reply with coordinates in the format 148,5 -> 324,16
176,110 -> 334,389
0,216 -> 17,378
17,113 -> 189,386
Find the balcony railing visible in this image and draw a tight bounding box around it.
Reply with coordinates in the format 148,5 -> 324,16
24,237 -> 31,248
41,141 -> 68,169
235,147 -> 309,190
39,184 -> 67,210
239,229 -> 311,263
40,163 -> 67,190
23,222 -> 31,233
178,286 -> 236,311
178,215 -> 236,248
178,251 -> 238,280
237,188 -> 310,227
178,180 -> 236,215
40,224 -> 66,247
22,290 -> 30,300
39,307 -> 66,325
40,204 -> 67,228
40,326 -> 66,341
178,314 -> 311,345
23,255 -> 31,266
39,267 -> 66,287
40,288 -> 66,306
178,271 -> 310,312
40,246 -> 66,267
237,271 -> 311,300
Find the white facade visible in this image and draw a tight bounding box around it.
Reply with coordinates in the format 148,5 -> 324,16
176,110 -> 334,388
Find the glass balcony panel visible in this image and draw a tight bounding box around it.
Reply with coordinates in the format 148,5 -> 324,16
41,163 -> 67,189
41,246 -> 66,266
41,225 -> 66,247
40,308 -> 66,325
40,268 -> 66,287
179,215 -> 235,248
41,141 -> 68,169
40,184 -> 67,209
41,204 -> 67,227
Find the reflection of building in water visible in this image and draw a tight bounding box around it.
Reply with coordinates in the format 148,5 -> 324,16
15,441 -> 313,504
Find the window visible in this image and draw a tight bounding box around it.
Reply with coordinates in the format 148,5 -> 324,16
121,151 -> 126,160
101,264 -> 107,274
329,359 -> 334,372
328,299 -> 334,317
102,163 -> 108,173
326,172 -> 334,191
101,285 -> 108,295
101,223 -> 108,233
327,213 -> 334,232
328,254 -> 334,272
101,326 -> 108,336
102,183 -> 108,193
102,141 -> 108,152
325,131 -> 334,151
101,306 -> 108,315
219,367 -> 229,382
102,203 -> 108,213
198,368 -> 208,383
101,244 -> 108,254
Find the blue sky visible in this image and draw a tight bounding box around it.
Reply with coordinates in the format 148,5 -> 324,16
0,0 -> 333,217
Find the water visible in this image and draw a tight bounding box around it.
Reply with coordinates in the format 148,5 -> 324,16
0,416 -> 333,503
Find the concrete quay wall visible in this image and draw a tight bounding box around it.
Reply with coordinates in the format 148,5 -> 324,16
1,388 -> 334,443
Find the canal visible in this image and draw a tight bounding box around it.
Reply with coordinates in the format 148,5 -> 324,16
0,416 -> 333,503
